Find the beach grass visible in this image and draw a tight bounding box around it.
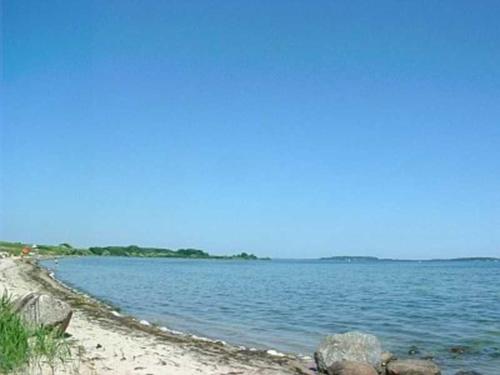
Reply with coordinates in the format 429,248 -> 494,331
0,293 -> 30,372
0,293 -> 70,374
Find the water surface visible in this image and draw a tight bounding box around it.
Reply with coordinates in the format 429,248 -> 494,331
42,257 -> 500,374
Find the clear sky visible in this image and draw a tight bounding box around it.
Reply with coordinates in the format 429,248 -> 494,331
2,1 -> 499,259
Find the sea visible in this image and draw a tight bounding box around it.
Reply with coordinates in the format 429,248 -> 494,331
40,257 -> 500,374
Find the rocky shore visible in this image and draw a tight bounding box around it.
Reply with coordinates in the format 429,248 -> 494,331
313,331 -> 484,375
314,331 -> 442,374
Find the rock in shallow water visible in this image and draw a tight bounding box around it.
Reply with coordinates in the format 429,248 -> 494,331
326,361 -> 378,375
381,351 -> 396,365
13,292 -> 72,332
386,359 -> 441,375
314,331 -> 382,373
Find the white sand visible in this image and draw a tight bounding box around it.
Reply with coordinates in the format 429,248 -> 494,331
0,258 -> 311,375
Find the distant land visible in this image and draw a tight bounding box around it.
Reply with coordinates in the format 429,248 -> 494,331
320,256 -> 500,262
1,241 -> 497,262
0,241 -> 269,260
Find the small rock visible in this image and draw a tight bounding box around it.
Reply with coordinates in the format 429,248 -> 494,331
267,349 -> 285,357
381,351 -> 396,365
387,359 -> 441,375
449,347 -> 467,355
96,344 -> 102,349
314,331 -> 382,373
13,292 -> 73,332
327,361 -> 378,375
408,346 -> 420,355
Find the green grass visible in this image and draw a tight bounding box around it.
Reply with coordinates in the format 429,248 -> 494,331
0,242 -> 25,257
0,294 -> 30,372
0,293 -> 70,374
30,327 -> 70,374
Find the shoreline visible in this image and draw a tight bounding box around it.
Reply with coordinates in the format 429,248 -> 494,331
0,257 -> 311,374
38,257 -> 308,357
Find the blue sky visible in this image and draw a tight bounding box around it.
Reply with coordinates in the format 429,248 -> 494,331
2,1 -> 499,258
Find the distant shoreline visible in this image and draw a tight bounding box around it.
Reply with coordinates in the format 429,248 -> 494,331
2,239 -> 497,263
0,240 -> 270,260
319,255 -> 500,262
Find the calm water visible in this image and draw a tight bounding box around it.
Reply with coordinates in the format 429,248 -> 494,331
41,257 -> 500,374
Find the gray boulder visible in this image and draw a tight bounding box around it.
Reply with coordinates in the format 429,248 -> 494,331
14,292 -> 72,332
386,359 -> 441,375
315,331 -> 382,373
326,361 -> 378,375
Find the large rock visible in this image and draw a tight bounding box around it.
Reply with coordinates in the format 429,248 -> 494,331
326,361 -> 378,375
386,359 -> 441,375
315,331 -> 382,373
14,292 -> 72,332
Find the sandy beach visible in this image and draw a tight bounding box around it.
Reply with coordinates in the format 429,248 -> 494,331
0,258 -> 310,375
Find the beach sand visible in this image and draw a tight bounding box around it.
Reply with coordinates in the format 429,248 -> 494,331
0,258 -> 311,375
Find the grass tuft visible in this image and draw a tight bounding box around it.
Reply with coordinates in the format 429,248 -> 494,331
0,292 -> 30,372
0,292 -> 71,374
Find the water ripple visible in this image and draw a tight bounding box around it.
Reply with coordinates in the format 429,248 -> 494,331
42,258 -> 500,375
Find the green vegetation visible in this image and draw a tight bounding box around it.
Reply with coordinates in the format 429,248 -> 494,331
0,294 -> 29,372
87,246 -> 262,259
0,241 -> 89,257
30,327 -> 70,374
0,241 -> 25,256
232,252 -> 258,260
87,245 -> 210,258
0,293 -> 70,374
0,241 -> 265,260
